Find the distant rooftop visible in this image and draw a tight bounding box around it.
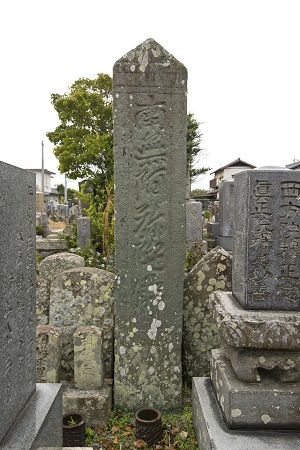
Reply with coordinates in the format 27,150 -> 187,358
210,158 -> 256,175
27,168 -> 56,176
286,161 -> 300,170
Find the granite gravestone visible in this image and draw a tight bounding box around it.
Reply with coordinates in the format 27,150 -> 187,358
74,326 -> 104,390
113,38 -> 187,410
186,200 -> 202,247
193,167 -> 300,448
77,216 -> 92,247
0,161 -> 62,449
233,167 -> 300,310
215,179 -> 234,251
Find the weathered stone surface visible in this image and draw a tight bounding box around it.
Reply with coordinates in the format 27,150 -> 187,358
206,221 -> 220,238
192,377 -> 300,450
74,326 -> 103,390
210,349 -> 300,429
186,200 -> 202,246
0,162 -> 36,443
221,338 -> 300,382
218,179 -> 234,237
182,247 -> 232,384
39,252 -> 85,280
36,325 -> 62,383
36,276 -> 50,325
113,39 -> 187,410
77,217 -> 92,247
233,167 -> 300,310
2,383 -> 62,449
215,235 -> 233,251
63,379 -> 112,429
36,238 -> 67,252
210,291 -> 300,349
49,267 -> 114,380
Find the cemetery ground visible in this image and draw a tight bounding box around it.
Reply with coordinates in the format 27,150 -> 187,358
84,385 -> 197,449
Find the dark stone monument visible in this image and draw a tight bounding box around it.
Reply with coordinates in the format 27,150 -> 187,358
215,179 -> 234,251
113,38 -> 187,410
0,161 -> 62,449
233,167 -> 300,310
77,216 -> 92,247
192,167 -> 300,449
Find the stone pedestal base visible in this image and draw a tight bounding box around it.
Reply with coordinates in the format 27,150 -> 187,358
192,377 -> 300,450
1,383 -> 62,450
63,379 -> 112,429
215,236 -> 233,251
210,349 -> 300,429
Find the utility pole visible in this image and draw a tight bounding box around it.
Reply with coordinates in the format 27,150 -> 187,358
41,140 -> 45,193
64,173 -> 68,204
41,140 -> 45,212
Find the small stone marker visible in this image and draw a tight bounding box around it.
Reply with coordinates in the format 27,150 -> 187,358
77,217 -> 92,247
233,167 -> 300,310
218,179 -> 234,237
186,200 -> 202,247
74,326 -> 104,390
36,325 -> 62,383
113,38 -> 187,410
215,179 -> 234,251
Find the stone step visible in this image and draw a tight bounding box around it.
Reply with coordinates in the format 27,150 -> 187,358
1,383 -> 62,450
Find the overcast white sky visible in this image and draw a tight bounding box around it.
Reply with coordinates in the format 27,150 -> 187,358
1,0 -> 300,191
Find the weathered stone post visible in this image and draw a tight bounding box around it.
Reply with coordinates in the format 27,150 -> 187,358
113,38 -> 187,410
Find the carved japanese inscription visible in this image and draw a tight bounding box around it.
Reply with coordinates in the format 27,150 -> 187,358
233,168 -> 300,310
0,163 -> 36,442
113,39 -> 187,410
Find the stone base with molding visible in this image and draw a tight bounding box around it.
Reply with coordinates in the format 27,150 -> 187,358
210,350 -> 300,429
192,377 -> 300,450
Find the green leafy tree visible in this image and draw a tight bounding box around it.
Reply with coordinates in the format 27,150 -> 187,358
47,74 -> 208,257
187,113 -> 211,185
190,188 -> 209,198
55,183 -> 78,204
47,73 -> 114,257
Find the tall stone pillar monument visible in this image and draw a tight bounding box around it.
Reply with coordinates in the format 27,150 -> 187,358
113,38 -> 187,410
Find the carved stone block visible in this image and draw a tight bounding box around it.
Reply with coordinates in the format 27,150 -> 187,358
221,338 -> 300,383
210,291 -> 300,349
210,349 -> 300,429
233,168 -> 300,310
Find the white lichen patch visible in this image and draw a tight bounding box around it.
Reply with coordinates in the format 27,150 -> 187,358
147,265 -> 153,272
158,301 -> 165,310
261,414 -> 271,424
148,284 -> 158,294
119,346 -> 126,355
231,409 -> 242,418
217,263 -> 226,272
147,319 -> 162,340
169,343 -> 174,352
